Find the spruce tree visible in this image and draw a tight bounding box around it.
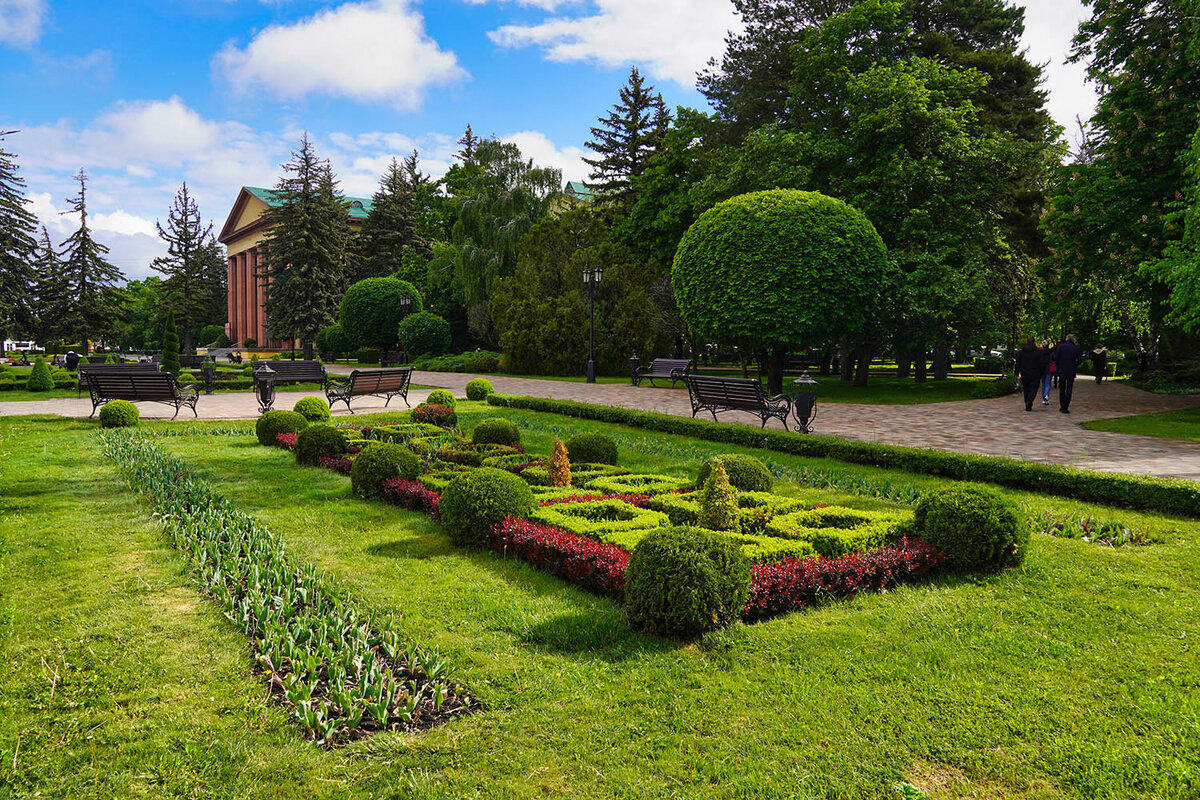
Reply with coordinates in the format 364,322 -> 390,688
456,124 -> 479,165
261,135 -> 351,359
151,182 -> 225,353
0,136 -> 39,356
161,309 -> 180,375
28,226 -> 64,347
57,169 -> 125,355
357,157 -> 424,281
583,67 -> 671,211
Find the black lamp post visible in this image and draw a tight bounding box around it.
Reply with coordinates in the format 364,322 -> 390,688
582,266 -> 603,383
201,357 -> 216,395
790,371 -> 819,434
398,295 -> 412,365
255,364 -> 276,414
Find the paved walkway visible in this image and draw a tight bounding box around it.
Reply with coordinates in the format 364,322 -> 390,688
4,371 -> 1200,480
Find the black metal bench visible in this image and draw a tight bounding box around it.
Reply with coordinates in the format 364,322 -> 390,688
85,371 -> 198,418
325,368 -> 412,413
633,358 -> 692,387
77,362 -> 161,398
252,359 -> 328,387
684,374 -> 791,429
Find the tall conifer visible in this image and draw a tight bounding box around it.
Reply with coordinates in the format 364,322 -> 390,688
583,67 -> 671,211
0,136 -> 38,355
357,157 -> 424,281
57,169 -> 125,354
152,182 -> 225,352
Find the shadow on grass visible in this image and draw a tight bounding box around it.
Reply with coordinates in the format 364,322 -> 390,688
519,609 -> 678,662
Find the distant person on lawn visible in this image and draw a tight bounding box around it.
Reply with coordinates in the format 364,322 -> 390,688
1015,338 -> 1044,412
1052,334 -> 1084,414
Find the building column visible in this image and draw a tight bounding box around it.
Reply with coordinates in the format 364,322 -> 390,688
227,254 -> 238,345
239,252 -> 250,346
253,248 -> 267,347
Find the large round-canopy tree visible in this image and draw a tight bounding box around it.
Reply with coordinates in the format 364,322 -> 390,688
338,277 -> 423,357
672,190 -> 888,394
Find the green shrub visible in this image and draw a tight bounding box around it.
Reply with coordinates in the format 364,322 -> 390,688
177,370 -> 197,386
315,323 -> 352,356
412,403 -> 457,428
339,276 -> 423,352
697,454 -> 772,492
295,424 -> 348,466
161,310 -> 181,375
463,350 -> 499,373
98,399 -> 139,428
566,432 -> 618,465
465,377 -> 495,400
293,396 -> 332,422
583,473 -> 686,496
472,417 -> 521,446
397,311 -> 451,356
356,348 -> 381,365
26,357 -> 53,392
255,410 -> 309,446
623,527 -> 751,637
350,442 -> 421,498
439,468 -> 535,548
198,324 -> 225,346
425,389 -> 456,408
696,461 -> 740,532
530,499 -> 668,538
915,485 -> 1026,572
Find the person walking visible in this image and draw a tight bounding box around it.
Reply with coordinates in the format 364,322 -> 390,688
1092,347 -> 1108,384
1052,334 -> 1084,413
1015,337 -> 1044,412
1039,340 -> 1053,405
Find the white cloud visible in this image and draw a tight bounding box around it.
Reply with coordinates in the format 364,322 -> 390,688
487,0 -> 738,85
463,0 -> 576,10
502,130 -> 587,182
1016,0 -> 1099,145
0,0 -> 45,48
214,0 -> 468,109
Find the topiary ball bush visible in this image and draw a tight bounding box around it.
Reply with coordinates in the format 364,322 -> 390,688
339,276 -> 423,351
623,527 -> 751,638
26,357 -> 53,392
915,484 -> 1027,573
295,424 -> 348,466
397,311 -> 451,356
439,468 -> 535,548
98,399 -> 139,428
696,454 -> 772,493
463,350 -> 499,373
350,442 -> 421,498
255,410 -> 309,446
425,389 -> 456,408
293,396 -> 332,422
566,432 -> 618,466
465,377 -> 494,401
471,417 -> 520,447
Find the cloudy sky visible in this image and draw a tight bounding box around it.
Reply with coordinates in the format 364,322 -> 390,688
0,0 -> 1098,282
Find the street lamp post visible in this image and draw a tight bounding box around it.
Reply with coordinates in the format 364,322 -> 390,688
582,266 -> 603,383
255,364 -> 277,415
790,371 -> 819,434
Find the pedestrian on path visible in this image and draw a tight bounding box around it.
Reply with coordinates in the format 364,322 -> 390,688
1015,337 -> 1044,412
1039,340 -> 1053,405
1092,347 -> 1108,384
1052,334 -> 1084,413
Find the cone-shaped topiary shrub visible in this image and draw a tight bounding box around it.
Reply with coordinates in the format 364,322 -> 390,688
465,377 -> 494,401
255,410 -> 309,446
293,396 -> 332,422
696,460 -> 740,532
295,424 -> 348,466
26,357 -> 53,392
915,484 -> 1026,572
350,442 -> 421,498
161,310 -> 181,375
696,453 -> 773,493
549,438 -> 571,487
565,432 -> 618,466
623,527 -> 751,638
440,468 -> 535,548
425,389 -> 456,408
98,399 -> 139,428
471,417 -> 520,447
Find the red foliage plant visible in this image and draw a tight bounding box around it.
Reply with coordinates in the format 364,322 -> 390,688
274,432 -> 298,451
412,404 -> 455,427
538,493 -> 652,508
490,518 -> 629,600
380,477 -> 441,518
317,455 -> 353,475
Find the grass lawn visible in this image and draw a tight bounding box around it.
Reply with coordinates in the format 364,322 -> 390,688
1,406 -> 1197,798
1083,408 -> 1200,442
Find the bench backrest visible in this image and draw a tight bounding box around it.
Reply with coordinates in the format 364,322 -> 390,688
80,363 -> 161,379
648,358 -> 692,373
686,375 -> 767,407
253,360 -> 326,383
87,372 -> 180,401
347,368 -> 412,394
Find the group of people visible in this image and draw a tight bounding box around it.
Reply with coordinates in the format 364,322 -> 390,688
1014,334 -> 1093,414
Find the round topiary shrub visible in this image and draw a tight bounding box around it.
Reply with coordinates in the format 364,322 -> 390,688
565,432 -> 618,466
463,350 -> 499,373
350,442 -> 421,498
295,424 -> 348,466
623,527 -> 751,638
425,389 -> 456,408
696,454 -> 773,493
26,357 -> 53,392
397,311 -> 451,356
98,399 -> 139,428
439,468 -> 535,548
465,377 -> 494,401
915,485 -> 1027,572
255,410 -> 309,446
315,323 -> 352,357
412,403 -> 457,428
471,417 -> 520,447
339,277 -> 423,353
293,396 -> 332,422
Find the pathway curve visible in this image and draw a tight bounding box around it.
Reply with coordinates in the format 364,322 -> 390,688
4,370 -> 1199,480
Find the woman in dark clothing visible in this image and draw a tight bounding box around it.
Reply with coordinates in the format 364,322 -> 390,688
1015,338 -> 1044,412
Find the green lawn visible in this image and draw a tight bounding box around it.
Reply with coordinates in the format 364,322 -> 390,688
1,407 -> 1197,798
1083,408 -> 1200,442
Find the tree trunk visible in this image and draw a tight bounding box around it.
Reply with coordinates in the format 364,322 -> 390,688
819,351 -> 833,376
896,344 -> 911,379
914,351 -> 927,383
839,347 -> 854,381
81,338 -> 90,356
767,346 -> 786,395
933,342 -> 950,380
302,339 -> 314,360
674,334 -> 684,359
183,331 -> 194,354
854,342 -> 871,387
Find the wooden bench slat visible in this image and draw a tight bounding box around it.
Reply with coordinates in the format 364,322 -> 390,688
325,368 -> 412,413
684,375 -> 792,429
85,371 -> 198,419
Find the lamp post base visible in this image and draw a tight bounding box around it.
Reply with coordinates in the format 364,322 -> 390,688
586,359 -> 595,384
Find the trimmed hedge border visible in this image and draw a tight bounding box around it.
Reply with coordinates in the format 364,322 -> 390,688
487,394 -> 1200,518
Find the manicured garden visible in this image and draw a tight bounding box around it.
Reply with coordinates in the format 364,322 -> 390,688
1083,408 -> 1200,443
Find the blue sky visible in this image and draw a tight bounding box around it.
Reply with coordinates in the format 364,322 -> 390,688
0,0 -> 1096,282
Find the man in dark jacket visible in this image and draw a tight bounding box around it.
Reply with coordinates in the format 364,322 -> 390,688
1014,338 -> 1044,412
1052,334 -> 1084,413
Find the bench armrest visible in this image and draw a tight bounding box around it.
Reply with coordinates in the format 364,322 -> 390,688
177,382 -> 199,400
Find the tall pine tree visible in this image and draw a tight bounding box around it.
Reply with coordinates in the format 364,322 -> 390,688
151,182 -> 225,353
57,169 -> 125,354
583,66 -> 671,211
356,156 -> 425,282
0,136 -> 39,356
261,135 -> 351,359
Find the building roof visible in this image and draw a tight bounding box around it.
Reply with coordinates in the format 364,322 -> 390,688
244,186 -> 374,220
563,181 -> 595,201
